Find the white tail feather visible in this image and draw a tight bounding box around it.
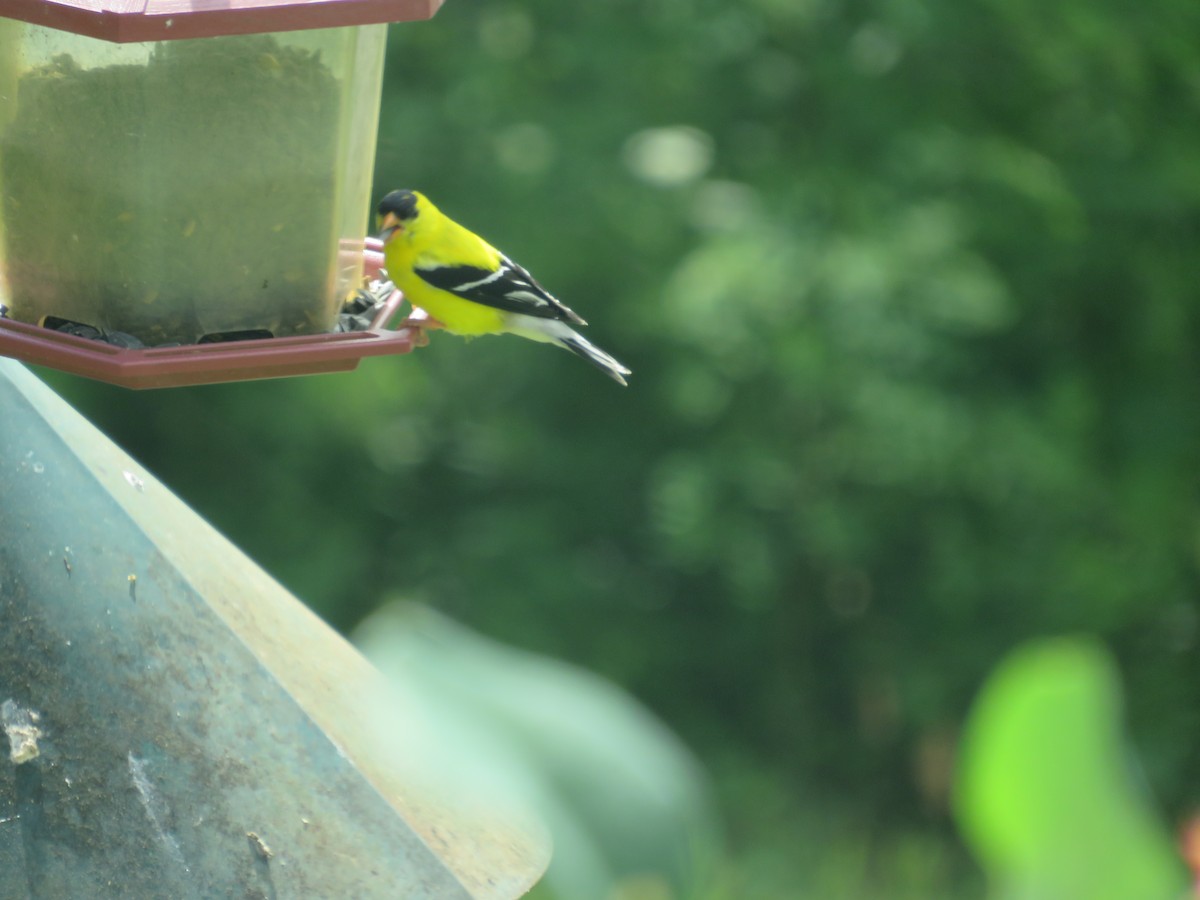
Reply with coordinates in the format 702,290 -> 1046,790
508,316 -> 632,386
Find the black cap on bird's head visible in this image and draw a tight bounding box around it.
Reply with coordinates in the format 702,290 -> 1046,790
378,189 -> 419,221
376,189 -> 421,244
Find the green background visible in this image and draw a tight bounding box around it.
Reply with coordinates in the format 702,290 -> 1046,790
35,0 -> 1200,895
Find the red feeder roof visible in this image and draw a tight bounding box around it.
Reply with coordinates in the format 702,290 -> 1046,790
0,0 -> 444,43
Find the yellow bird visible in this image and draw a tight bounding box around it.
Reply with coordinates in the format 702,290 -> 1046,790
376,189 -> 632,386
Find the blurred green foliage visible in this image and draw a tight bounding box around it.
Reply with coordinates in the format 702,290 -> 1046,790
33,0 -> 1200,894
355,603 -> 718,899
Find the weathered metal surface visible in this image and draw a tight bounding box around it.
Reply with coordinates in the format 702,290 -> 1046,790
0,358 -> 549,898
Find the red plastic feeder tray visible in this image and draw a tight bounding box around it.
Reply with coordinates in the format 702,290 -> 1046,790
0,314 -> 418,389
0,241 -> 421,389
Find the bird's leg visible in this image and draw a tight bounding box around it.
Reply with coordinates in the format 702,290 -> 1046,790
397,307 -> 445,347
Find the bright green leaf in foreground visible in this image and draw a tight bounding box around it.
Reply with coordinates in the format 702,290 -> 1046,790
956,637 -> 1186,900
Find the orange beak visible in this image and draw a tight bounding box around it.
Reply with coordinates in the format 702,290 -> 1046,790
376,211 -> 403,244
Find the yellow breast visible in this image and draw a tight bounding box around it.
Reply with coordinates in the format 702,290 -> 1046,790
390,270 -> 507,336
383,216 -> 510,336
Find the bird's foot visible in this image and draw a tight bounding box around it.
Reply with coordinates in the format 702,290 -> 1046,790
397,309 -> 445,347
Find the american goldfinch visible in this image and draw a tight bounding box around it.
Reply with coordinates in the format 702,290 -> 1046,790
376,189 -> 632,386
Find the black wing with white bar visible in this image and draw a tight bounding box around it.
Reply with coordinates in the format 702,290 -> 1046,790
415,256 -> 586,324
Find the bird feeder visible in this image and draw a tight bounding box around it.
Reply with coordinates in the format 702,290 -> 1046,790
0,0 -> 436,387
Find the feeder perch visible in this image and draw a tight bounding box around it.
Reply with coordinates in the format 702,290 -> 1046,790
0,0 -> 438,387
0,357 -> 550,895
